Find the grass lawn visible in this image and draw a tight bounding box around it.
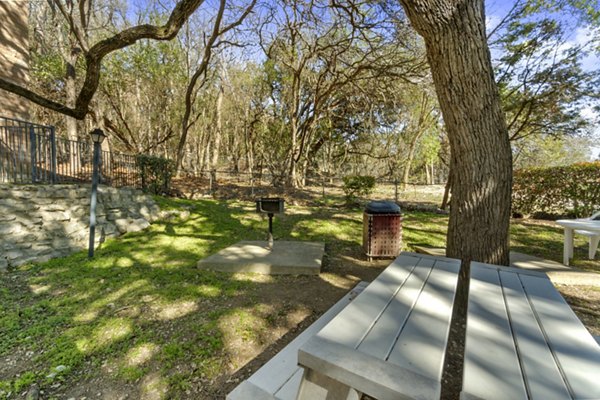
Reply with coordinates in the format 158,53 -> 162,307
1,197 -> 598,399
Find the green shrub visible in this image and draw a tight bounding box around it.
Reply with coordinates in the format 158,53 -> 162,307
512,162 -> 600,218
343,175 -> 376,203
136,154 -> 175,195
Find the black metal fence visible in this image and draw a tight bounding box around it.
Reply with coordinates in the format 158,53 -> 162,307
0,116 -> 141,187
99,150 -> 140,188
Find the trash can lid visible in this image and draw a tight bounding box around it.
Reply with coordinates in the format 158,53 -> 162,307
365,201 -> 401,214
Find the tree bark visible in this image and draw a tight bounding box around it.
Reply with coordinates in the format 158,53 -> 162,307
441,169 -> 451,210
243,106 -> 254,174
399,0 -> 513,266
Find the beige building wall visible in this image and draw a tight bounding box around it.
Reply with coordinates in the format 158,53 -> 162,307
0,0 -> 30,120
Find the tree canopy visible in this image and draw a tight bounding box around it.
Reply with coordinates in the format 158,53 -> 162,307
1,0 -> 598,187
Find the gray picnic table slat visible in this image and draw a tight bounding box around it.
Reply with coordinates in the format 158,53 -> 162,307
462,265 -> 529,400
298,253 -> 461,400
387,259 -> 461,379
499,271 -> 571,399
357,257 -> 436,360
462,262 -> 600,400
519,273 -> 600,399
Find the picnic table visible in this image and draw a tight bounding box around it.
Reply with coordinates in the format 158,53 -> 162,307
296,252 -> 461,399
556,218 -> 600,265
228,251 -> 600,400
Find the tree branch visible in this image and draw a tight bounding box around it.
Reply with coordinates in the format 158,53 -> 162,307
0,0 -> 207,120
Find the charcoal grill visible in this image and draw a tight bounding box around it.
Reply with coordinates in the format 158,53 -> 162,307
255,197 -> 284,248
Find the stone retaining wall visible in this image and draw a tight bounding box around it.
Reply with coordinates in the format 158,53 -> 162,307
0,184 -> 161,270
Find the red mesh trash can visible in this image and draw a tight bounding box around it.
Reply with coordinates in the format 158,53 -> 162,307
363,201 -> 402,261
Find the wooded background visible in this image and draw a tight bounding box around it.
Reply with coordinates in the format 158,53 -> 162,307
6,0 -> 597,190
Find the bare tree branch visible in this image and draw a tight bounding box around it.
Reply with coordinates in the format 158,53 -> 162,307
0,0 -> 207,119
174,0 -> 257,172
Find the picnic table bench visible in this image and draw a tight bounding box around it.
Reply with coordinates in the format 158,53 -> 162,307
228,252 -> 600,400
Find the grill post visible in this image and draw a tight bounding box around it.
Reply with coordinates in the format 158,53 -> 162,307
255,198 -> 284,250
268,213 -> 274,249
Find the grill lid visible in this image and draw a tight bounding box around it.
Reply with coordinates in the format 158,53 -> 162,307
255,197 -> 285,214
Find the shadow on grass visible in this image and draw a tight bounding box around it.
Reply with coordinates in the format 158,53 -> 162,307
5,202 -> 596,398
0,198 -> 382,399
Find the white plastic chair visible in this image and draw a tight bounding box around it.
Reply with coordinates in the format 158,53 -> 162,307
575,211 -> 600,259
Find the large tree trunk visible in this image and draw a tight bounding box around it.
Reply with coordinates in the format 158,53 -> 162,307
400,5 -> 512,397
400,0 -> 512,267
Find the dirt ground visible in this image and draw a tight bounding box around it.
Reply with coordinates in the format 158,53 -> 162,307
7,261 -> 597,400
216,248 -> 390,398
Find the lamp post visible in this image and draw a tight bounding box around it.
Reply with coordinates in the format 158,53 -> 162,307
88,128 -> 106,258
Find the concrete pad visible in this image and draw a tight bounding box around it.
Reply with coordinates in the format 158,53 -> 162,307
413,246 -> 600,287
197,240 -> 324,275
510,252 -> 600,286
509,251 -> 570,272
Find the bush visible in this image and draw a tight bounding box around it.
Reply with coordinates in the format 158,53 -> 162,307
343,175 -> 376,203
512,162 -> 600,218
136,154 -> 175,195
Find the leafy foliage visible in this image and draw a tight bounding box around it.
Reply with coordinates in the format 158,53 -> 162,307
23,0 -> 600,188
512,162 -> 600,217
512,135 -> 593,169
136,154 -> 175,195
342,175 -> 376,203
483,0 -> 600,174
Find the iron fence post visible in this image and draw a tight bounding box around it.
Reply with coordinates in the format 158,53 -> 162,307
50,126 -> 57,183
99,149 -> 104,184
88,141 -> 101,258
29,125 -> 37,183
